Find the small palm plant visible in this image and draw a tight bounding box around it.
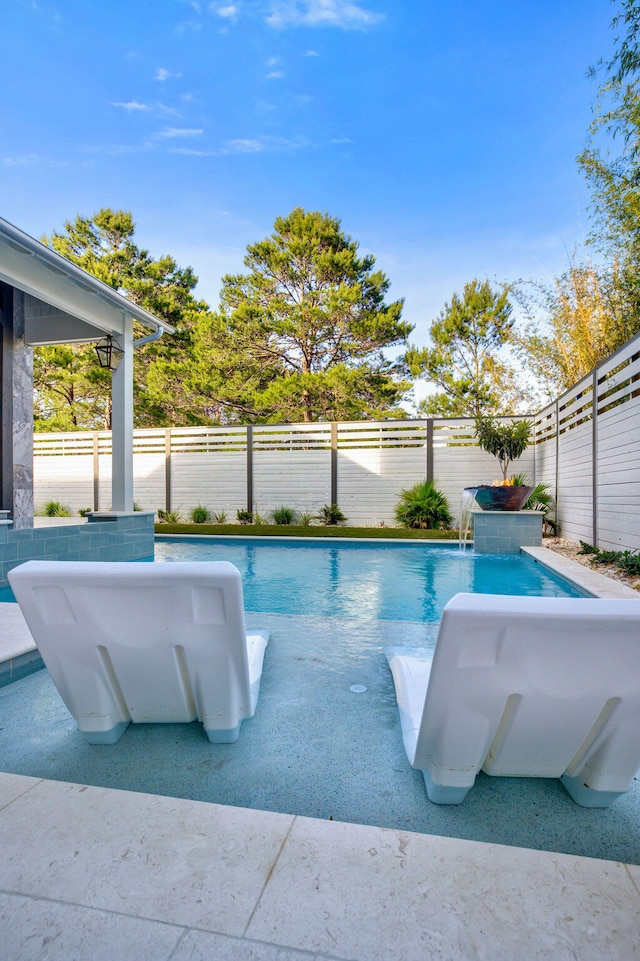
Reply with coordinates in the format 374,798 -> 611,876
157,508 -> 182,523
509,474 -> 552,513
317,504 -> 347,526
394,480 -> 453,530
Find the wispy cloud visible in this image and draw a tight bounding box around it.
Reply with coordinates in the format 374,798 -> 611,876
156,127 -> 204,138
266,1 -> 383,30
2,153 -> 42,168
110,100 -> 150,112
266,70 -> 286,79
304,49 -> 320,56
2,152 -> 74,169
224,138 -> 265,153
211,3 -> 239,20
170,133 -> 311,156
155,67 -> 182,82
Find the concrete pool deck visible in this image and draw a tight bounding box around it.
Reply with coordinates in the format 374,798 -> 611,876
1,546 -> 639,959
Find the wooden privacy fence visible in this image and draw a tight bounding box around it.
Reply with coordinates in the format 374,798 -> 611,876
33,328 -> 640,547
33,419 -> 535,528
534,328 -> 640,551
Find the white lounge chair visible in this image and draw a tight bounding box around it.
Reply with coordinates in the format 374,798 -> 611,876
387,592 -> 640,807
8,560 -> 269,745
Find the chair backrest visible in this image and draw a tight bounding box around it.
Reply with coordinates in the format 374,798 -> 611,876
8,560 -> 251,731
415,593 -> 640,791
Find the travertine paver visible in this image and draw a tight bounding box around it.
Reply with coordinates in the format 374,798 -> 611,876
247,815 -> 640,961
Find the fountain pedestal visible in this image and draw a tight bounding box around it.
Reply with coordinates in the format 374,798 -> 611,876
472,510 -> 543,553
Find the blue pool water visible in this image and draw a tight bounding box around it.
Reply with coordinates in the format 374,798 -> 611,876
6,537 -> 635,867
154,536 -> 588,620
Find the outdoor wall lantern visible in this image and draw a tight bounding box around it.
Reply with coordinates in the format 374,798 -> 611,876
94,335 -> 124,371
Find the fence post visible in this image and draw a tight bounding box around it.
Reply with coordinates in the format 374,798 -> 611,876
93,432 -> 99,512
592,369 -> 599,547
331,422 -> 338,505
246,425 -> 253,513
555,400 -> 560,531
165,428 -> 172,513
426,419 -> 434,482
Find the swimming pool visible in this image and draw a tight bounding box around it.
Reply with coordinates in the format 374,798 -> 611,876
5,537 -> 636,867
154,536 -> 588,621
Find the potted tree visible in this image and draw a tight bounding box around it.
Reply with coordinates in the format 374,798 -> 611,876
469,416 -> 533,510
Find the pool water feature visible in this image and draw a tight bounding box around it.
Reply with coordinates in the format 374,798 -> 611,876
4,537 -> 636,867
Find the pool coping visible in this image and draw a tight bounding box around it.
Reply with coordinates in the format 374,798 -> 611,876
521,545 -> 640,598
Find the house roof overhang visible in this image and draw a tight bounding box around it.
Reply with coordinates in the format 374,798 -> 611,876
0,216 -> 176,346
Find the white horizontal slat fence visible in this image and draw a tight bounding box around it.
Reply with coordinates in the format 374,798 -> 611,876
33,416 -> 538,527
32,329 -> 640,546
534,329 -> 640,550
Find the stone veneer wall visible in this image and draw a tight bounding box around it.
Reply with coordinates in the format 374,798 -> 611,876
473,511 -> 543,553
0,513 -> 155,588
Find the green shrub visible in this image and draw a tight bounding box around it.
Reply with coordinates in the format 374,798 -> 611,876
591,549 -> 623,565
253,510 -> 268,525
78,507 -> 93,517
317,504 -> 347,526
236,509 -> 253,524
298,511 -> 315,527
394,480 -> 453,530
211,510 -> 228,524
578,540 -> 599,555
41,501 -> 73,517
191,505 -> 211,524
617,551 -> 640,576
157,508 -> 182,523
272,506 -> 296,525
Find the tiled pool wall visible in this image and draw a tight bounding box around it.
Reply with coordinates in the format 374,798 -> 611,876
0,512 -> 155,588
473,511 -> 543,553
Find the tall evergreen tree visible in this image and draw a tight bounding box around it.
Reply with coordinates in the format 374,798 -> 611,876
37,209 -> 210,429
406,279 -> 524,416
171,208 -> 412,423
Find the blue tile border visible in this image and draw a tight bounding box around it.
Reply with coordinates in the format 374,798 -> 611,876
473,511 -> 543,553
0,514 -> 155,587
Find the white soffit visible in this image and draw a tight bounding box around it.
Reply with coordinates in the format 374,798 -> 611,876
0,217 -> 175,344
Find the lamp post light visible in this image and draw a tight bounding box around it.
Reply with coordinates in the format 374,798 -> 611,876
94,335 -> 124,371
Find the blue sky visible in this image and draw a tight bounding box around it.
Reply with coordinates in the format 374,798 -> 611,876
1,0 -> 616,350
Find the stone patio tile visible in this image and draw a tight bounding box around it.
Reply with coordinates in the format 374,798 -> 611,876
247,815 -> 640,961
0,891 -> 183,961
171,929 -> 335,961
0,779 -> 294,937
0,772 -> 40,809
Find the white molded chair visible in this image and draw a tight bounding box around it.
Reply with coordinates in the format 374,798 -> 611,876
387,592 -> 640,807
8,560 -> 269,745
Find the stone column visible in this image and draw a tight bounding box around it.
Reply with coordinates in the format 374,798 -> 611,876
0,283 -> 34,528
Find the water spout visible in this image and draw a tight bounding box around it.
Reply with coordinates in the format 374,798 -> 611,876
459,488 -> 479,550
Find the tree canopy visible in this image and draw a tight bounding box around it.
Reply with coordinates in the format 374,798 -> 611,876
166,207 -> 413,423
406,278 -> 524,416
514,256 -> 637,401
36,209 -> 210,429
576,0 -> 640,340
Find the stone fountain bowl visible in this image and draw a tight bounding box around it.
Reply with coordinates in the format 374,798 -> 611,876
465,485 -> 534,511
